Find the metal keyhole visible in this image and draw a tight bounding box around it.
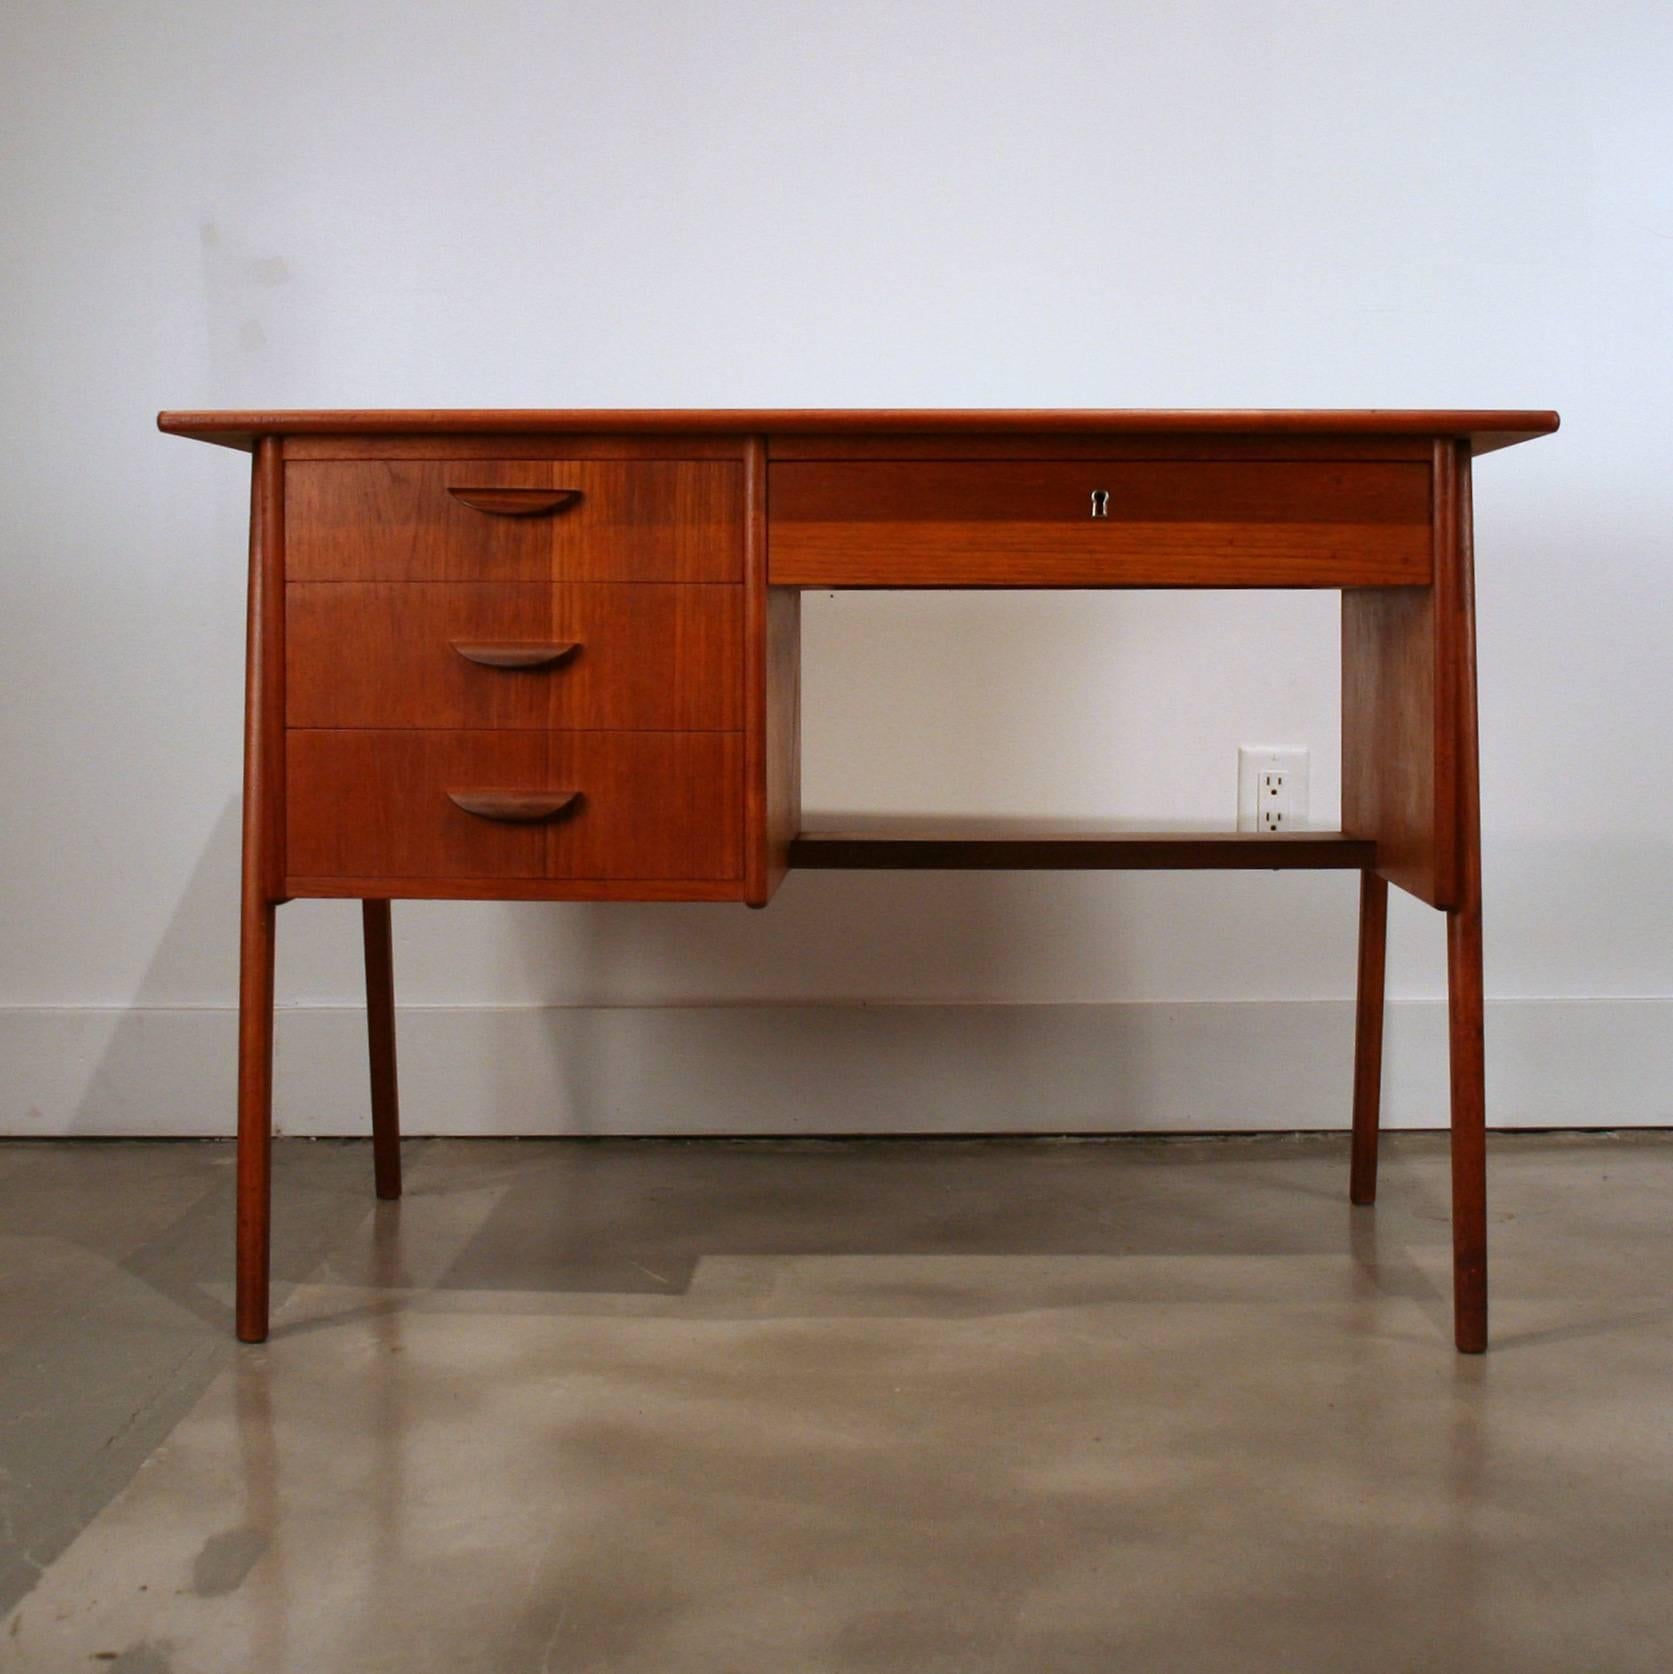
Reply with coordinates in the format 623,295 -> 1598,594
1090,489 -> 1110,519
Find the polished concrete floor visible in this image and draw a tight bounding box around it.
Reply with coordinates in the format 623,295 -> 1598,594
1,1133 -> 1671,1673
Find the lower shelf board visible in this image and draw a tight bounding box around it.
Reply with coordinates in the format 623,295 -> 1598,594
788,826 -> 1375,871
283,877 -> 746,902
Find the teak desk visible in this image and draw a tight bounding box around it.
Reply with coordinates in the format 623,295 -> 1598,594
158,408 -> 1559,1352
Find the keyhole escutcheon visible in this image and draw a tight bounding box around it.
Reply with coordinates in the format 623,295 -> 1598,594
1090,488 -> 1110,519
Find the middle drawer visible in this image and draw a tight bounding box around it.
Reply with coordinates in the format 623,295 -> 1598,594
287,582 -> 742,731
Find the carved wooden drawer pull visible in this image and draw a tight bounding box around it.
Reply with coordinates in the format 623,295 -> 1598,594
446,790 -> 582,824
446,486 -> 582,517
450,640 -> 580,671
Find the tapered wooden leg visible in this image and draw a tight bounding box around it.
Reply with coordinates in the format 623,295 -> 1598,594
236,437 -> 284,1345
1447,899 -> 1487,1352
362,899 -> 402,1200
1447,441 -> 1487,1354
1349,870 -> 1389,1205
236,897 -> 276,1343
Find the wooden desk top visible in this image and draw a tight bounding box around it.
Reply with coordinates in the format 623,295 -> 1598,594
158,408 -> 1560,456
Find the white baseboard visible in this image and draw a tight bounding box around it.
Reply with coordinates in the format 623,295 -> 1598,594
2,999 -> 1667,1137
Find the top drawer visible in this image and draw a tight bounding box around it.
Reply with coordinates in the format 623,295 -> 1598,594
767,460 -> 1432,587
287,460 -> 743,582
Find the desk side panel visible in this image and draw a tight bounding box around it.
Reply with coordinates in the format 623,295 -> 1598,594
1342,443 -> 1466,907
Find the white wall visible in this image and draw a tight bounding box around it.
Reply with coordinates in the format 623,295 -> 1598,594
3,0 -> 1670,1134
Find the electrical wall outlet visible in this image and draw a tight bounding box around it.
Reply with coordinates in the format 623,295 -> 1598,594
1238,747 -> 1310,833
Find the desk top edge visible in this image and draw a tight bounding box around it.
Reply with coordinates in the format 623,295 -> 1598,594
156,408 -> 1560,455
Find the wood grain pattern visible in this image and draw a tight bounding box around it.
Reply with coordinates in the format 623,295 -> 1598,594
791,828 -> 1374,870
287,729 -> 743,883
776,461 -> 1432,525
1342,589 -> 1447,903
286,582 -> 742,731
1341,449 -> 1463,906
767,435 -> 1438,462
769,461 -> 1431,587
287,460 -> 742,582
158,408 -> 1561,455
284,435 -> 750,461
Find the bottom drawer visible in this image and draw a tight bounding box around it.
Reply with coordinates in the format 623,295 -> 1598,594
287,730 -> 742,883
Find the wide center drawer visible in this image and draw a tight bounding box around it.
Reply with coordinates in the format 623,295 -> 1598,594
768,460 -> 1432,586
287,730 -> 742,882
287,460 -> 743,582
286,582 -> 742,731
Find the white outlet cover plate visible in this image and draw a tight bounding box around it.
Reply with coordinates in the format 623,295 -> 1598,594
1238,746 -> 1310,832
